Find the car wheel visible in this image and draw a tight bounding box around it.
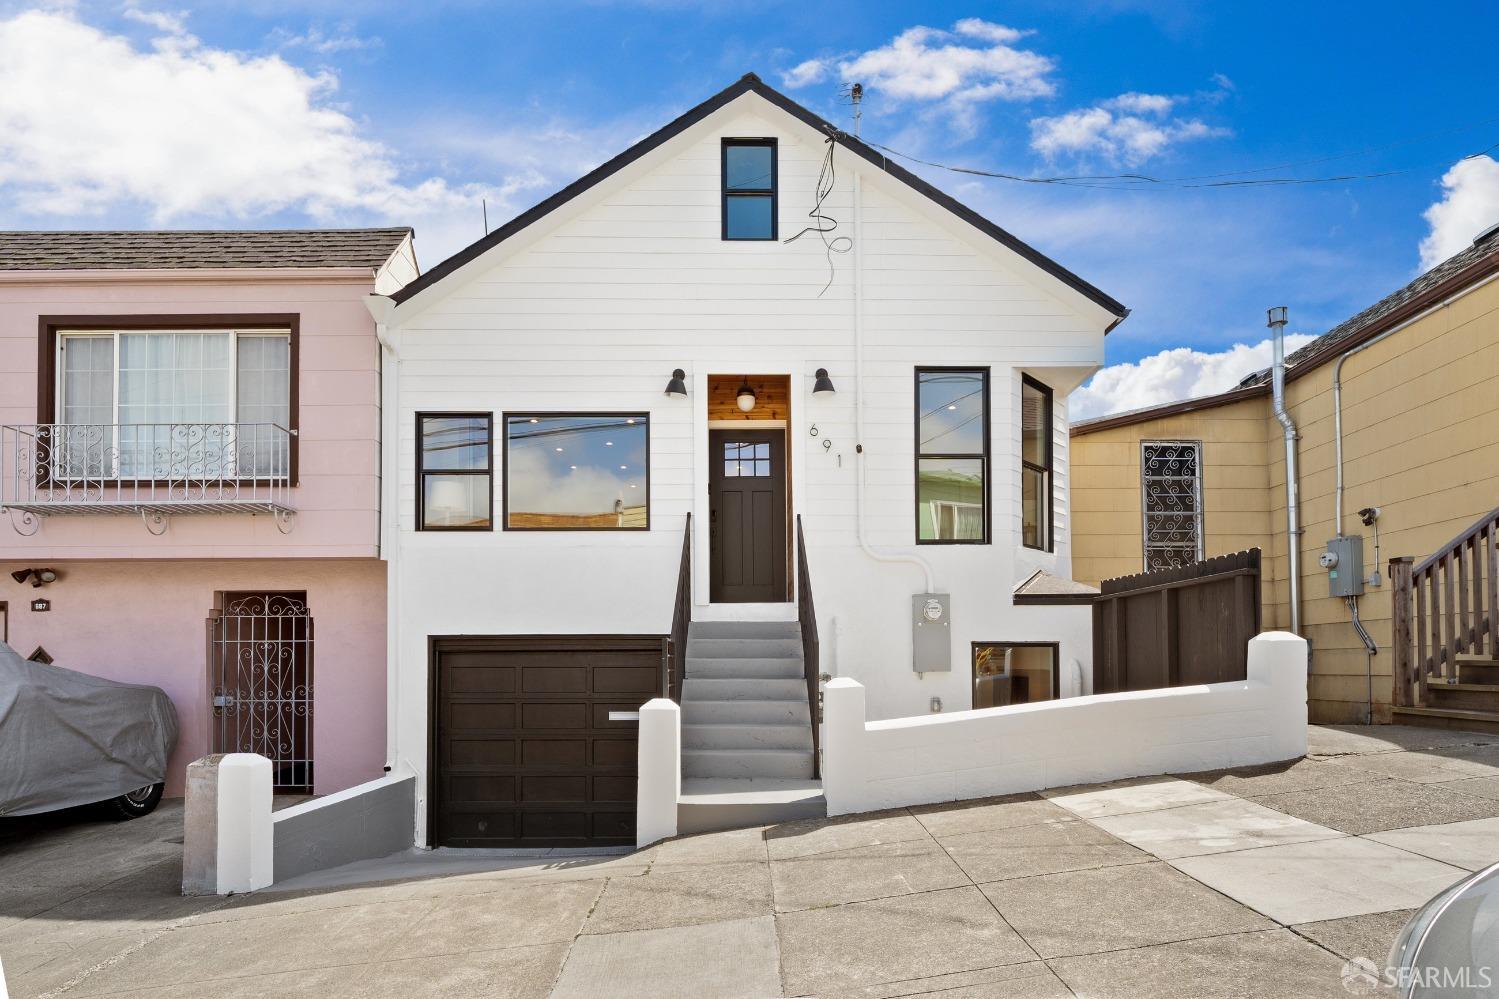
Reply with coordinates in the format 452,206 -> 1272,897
107,783 -> 164,820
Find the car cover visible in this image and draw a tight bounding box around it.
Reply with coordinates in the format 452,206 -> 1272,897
0,641 -> 178,816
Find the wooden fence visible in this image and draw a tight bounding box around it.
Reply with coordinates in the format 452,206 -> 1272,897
1093,549 -> 1262,694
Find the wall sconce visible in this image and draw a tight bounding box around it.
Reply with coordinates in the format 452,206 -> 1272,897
736,380 -> 757,413
812,368 -> 836,396
11,568 -> 58,588
664,368 -> 688,398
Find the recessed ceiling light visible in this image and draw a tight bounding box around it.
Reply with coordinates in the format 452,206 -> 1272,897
947,404 -> 957,410
619,465 -> 627,470
529,418 -> 539,423
626,418 -> 636,424
554,447 -> 563,452
569,464 -> 577,470
630,483 -> 637,488
605,441 -> 614,446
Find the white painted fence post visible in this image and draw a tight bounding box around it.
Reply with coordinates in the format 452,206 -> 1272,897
1247,631 -> 1310,760
821,677 -> 868,818
636,698 -> 680,849
183,753 -> 273,895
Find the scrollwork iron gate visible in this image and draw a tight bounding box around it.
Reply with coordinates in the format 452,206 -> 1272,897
209,592 -> 314,791
1140,441 -> 1204,573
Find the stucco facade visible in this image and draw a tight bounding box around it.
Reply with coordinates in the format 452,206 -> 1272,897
0,238 -> 413,796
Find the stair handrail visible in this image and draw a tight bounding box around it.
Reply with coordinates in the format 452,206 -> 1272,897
796,515 -> 821,779
1391,504 -> 1499,708
665,512 -> 692,701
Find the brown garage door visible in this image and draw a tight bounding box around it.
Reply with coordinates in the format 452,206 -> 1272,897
430,636 -> 662,848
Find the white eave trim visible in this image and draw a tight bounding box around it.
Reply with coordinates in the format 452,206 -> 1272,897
0,266 -> 380,286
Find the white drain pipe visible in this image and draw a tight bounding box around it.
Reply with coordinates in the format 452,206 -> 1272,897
1268,307 -> 1301,635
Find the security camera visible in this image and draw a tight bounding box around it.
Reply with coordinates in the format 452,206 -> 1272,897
1357,507 -> 1381,527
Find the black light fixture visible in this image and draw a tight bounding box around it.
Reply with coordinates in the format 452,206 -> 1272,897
812,368 -> 836,396
664,368 -> 688,398
11,567 -> 58,587
736,380 -> 757,413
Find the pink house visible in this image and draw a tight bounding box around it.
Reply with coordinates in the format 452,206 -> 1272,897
0,229 -> 417,797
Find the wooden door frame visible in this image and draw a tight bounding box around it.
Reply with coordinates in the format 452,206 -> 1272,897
707,427 -> 791,603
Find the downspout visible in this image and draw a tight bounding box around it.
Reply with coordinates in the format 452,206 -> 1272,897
366,295 -> 404,776
852,168 -> 935,592
1267,307 -> 1301,635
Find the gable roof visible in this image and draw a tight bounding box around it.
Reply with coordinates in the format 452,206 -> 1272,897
0,228 -> 412,272
389,73 -> 1127,321
1072,227 -> 1499,436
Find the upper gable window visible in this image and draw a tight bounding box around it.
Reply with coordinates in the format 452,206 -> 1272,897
722,138 -> 777,241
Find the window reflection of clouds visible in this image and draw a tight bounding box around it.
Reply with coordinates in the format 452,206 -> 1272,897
506,415 -> 648,523
918,372 -> 985,455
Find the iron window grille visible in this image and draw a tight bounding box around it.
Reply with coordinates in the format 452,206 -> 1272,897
416,413 -> 494,532
1140,440 -> 1204,571
721,138 -> 777,241
915,367 -> 990,544
1021,375 -> 1053,551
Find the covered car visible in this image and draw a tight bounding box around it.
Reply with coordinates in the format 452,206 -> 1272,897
0,641 -> 178,818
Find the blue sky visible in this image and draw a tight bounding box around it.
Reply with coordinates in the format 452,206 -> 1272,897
1,1 -> 1496,416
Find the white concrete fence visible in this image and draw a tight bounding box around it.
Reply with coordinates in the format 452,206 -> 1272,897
635,632 -> 1308,845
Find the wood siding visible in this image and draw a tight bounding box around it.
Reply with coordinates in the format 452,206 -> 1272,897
1071,273 -> 1499,723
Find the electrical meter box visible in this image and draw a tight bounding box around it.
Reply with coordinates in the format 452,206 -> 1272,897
1323,535 -> 1365,597
911,593 -> 952,672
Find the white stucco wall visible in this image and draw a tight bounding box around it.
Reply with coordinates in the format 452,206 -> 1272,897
382,90 -> 1115,842
821,633 -> 1310,816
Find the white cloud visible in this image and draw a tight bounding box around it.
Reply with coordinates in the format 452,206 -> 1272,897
1030,91 -> 1226,166
0,8 -> 541,262
1419,155 -> 1499,270
780,19 -> 1054,120
1072,334 -> 1317,420
269,24 -> 383,55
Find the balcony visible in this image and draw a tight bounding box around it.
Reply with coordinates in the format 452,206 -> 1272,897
1,423 -> 295,535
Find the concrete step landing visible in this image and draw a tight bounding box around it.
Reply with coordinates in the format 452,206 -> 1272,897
676,777 -> 826,836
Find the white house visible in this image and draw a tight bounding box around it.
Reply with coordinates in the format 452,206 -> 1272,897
367,74 -> 1127,849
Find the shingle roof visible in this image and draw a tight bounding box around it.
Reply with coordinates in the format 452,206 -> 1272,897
390,73 -> 1127,321
1236,229 -> 1499,388
0,228 -> 412,271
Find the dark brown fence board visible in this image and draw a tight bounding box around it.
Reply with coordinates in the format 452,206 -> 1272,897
1093,549 -> 1261,695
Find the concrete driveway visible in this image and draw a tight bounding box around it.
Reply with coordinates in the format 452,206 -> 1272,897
4,724 -> 1499,998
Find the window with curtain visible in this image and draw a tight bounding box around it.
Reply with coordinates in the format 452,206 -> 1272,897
1021,376 -> 1052,551
55,328 -> 291,478
916,368 -> 988,543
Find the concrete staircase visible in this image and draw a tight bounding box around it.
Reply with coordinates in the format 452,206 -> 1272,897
677,620 -> 825,834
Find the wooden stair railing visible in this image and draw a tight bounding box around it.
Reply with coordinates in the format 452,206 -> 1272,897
1391,503 -> 1499,708
796,515 -> 821,779
664,512 -> 692,702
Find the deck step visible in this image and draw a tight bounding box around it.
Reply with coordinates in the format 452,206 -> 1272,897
1391,705 -> 1499,736
682,677 -> 806,701
686,637 -> 803,660
1458,664 -> 1499,685
677,777 -> 826,835
687,657 -> 805,679
681,698 -> 811,725
1427,682 -> 1499,712
683,748 -> 815,779
689,620 -> 800,640
683,722 -> 813,751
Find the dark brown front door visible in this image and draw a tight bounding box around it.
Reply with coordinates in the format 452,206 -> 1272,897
709,429 -> 788,603
430,636 -> 660,848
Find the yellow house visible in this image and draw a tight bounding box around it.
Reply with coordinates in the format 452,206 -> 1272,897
1071,228 -> 1499,727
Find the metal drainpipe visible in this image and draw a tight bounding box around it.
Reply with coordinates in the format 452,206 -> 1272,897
1268,307 -> 1301,635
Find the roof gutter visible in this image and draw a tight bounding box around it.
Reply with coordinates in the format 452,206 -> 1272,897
1268,306 -> 1302,636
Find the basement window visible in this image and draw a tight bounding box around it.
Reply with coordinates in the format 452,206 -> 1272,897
973,643 -> 1058,706
722,138 -> 777,240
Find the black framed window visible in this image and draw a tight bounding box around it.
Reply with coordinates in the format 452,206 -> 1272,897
916,368 -> 989,543
1021,375 -> 1053,551
973,642 -> 1059,707
722,138 -> 777,240
417,413 -> 492,531
503,413 -> 649,530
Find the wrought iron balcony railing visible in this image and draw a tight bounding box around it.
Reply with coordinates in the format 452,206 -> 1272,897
1,422 -> 295,535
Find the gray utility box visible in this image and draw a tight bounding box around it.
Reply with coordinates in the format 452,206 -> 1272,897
912,593 -> 952,672
1323,535 -> 1365,597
